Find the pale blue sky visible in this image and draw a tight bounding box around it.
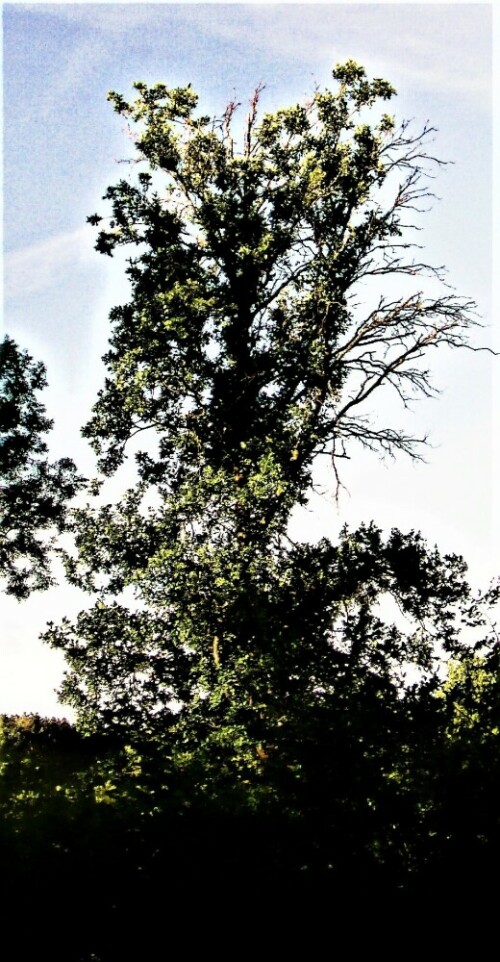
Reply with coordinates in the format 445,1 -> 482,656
1,2 -> 495,717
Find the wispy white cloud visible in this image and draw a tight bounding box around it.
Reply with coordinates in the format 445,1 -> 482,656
194,4 -> 491,100
29,3 -> 490,101
4,227 -> 98,299
31,37 -> 109,123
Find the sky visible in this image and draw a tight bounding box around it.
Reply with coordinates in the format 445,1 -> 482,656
1,1 -> 497,718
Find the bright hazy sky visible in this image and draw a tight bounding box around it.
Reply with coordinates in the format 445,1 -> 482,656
1,1 -> 497,718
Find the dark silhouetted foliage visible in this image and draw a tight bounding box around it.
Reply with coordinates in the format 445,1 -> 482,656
0,337 -> 81,597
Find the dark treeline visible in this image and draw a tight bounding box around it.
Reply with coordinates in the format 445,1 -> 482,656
1,655 -> 500,957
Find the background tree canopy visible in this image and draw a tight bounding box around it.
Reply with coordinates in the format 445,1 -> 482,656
0,336 -> 81,598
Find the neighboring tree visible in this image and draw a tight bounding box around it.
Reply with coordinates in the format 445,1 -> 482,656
46,62 -> 487,801
0,336 -> 80,598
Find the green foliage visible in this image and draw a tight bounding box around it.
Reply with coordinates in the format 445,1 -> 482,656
50,63 -> 479,736
35,65 -> 500,905
0,337 -> 81,597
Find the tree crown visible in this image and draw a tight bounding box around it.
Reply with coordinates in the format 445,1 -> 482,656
85,62 -> 476,507
48,63 -> 486,753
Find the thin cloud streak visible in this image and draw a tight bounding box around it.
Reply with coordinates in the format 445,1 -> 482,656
36,4 -> 491,101
4,227 -> 97,300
